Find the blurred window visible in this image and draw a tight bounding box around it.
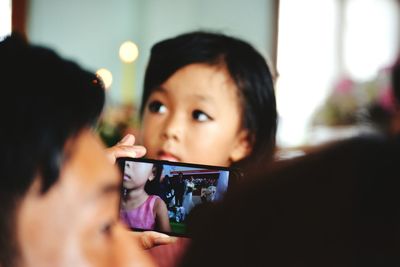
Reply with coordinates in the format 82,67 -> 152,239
0,0 -> 12,40
276,0 -> 399,147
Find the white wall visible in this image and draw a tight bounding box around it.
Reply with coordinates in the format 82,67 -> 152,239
27,0 -> 138,103
27,0 -> 275,106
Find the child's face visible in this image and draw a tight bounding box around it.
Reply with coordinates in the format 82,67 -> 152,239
141,63 -> 250,167
123,162 -> 154,189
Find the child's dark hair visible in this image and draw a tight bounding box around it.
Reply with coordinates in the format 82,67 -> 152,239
144,163 -> 163,195
141,31 -> 277,170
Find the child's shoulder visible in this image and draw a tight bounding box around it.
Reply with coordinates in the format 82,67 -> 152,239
152,194 -> 165,206
152,195 -> 168,214
148,194 -> 162,203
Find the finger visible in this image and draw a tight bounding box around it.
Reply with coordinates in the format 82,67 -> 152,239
114,145 -> 147,159
118,134 -> 136,146
153,235 -> 178,246
146,231 -> 178,246
106,145 -> 147,163
139,231 -> 178,249
114,226 -> 157,267
131,145 -> 147,157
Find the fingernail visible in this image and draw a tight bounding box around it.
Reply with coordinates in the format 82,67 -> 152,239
157,233 -> 170,238
120,135 -> 130,142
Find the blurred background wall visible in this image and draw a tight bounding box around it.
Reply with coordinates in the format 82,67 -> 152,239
4,0 -> 400,149
26,0 -> 276,106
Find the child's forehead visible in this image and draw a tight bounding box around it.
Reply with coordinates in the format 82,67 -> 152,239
154,67 -> 239,102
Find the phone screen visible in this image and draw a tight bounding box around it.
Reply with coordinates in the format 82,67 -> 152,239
117,157 -> 241,237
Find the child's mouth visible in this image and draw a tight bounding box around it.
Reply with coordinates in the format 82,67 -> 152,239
158,151 -> 180,162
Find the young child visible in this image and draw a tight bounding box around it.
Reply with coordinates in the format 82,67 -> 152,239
131,31 -> 277,267
139,31 -> 277,172
120,161 -> 171,233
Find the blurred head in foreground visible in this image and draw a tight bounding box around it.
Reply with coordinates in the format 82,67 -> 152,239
0,34 -> 154,267
182,134 -> 400,267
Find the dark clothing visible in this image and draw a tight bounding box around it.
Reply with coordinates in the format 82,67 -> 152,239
182,135 -> 400,267
160,176 -> 174,205
172,176 -> 186,207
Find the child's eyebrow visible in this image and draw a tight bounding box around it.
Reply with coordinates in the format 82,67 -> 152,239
192,94 -> 215,104
154,86 -> 215,104
153,86 -> 168,93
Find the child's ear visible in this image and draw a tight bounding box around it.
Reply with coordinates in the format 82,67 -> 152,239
149,166 -> 156,181
229,129 -> 252,163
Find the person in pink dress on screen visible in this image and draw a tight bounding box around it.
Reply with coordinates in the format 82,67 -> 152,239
120,161 -> 171,233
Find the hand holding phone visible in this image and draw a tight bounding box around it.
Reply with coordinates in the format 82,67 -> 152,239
117,158 -> 241,237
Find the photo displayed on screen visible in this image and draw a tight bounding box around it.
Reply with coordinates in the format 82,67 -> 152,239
119,160 -> 230,235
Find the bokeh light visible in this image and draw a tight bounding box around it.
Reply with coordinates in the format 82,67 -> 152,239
119,41 -> 139,63
96,68 -> 113,90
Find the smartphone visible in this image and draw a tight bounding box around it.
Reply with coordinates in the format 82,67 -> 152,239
116,157 -> 242,237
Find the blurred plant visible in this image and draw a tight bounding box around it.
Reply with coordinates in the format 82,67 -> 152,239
312,66 -> 397,132
96,103 -> 140,147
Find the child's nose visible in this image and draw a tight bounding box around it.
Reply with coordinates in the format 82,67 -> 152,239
162,114 -> 184,141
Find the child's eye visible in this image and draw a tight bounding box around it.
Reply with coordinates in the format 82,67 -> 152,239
148,100 -> 167,114
192,110 -> 212,122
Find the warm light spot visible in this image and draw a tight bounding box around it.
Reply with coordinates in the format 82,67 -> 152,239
96,68 -> 113,90
119,41 -> 139,63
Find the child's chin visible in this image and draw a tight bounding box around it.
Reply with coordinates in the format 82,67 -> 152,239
123,182 -> 134,189
158,155 -> 180,162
